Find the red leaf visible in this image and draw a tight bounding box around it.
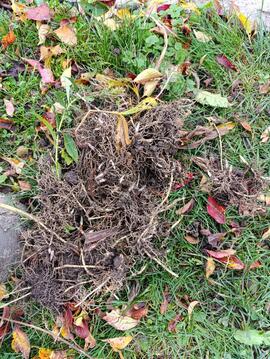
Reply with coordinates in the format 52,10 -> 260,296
126,302 -> 148,320
206,249 -> 236,259
249,260 -> 262,269
216,55 -> 237,71
218,255 -> 245,270
0,118 -> 14,130
157,4 -> 171,12
73,320 -> 90,339
26,3 -> 53,21
207,196 -> 226,224
167,314 -> 182,333
176,198 -> 195,215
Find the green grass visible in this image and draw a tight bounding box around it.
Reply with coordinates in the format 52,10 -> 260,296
1,1 -> 270,358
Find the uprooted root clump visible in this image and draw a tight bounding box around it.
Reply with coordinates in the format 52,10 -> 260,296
21,100 -> 192,309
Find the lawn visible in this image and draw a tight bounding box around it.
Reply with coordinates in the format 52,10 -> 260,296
0,1 -> 270,358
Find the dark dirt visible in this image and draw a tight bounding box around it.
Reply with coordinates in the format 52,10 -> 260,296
21,99 -> 193,310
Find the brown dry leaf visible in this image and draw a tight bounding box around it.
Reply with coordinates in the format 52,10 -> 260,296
176,198 -> 195,215
18,180 -> 32,191
259,81 -> 270,94
205,257 -> 215,279
37,24 -> 51,45
4,99 -> 15,117
249,260 -> 262,269
184,235 -> 199,244
126,302 -> 148,320
240,121 -> 252,133
11,326 -> 30,359
2,30 -> 16,50
160,286 -> 170,314
84,332 -> 96,350
134,68 -> 162,85
187,300 -> 199,320
200,175 -> 211,193
261,126 -> 270,143
167,314 -> 182,333
103,309 -> 139,331
0,283 -> 8,300
262,227 -> 270,240
143,79 -> 159,97
54,24 -> 77,46
40,45 -> 64,62
115,115 -> 132,151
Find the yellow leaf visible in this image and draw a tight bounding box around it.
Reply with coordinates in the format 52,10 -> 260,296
103,336 -> 133,351
181,1 -> 200,14
216,121 -> 236,133
11,1 -> 27,21
134,68 -> 162,85
187,300 -> 200,320
120,97 -> 158,116
54,24 -> 77,46
0,283 -> 8,300
117,9 -> 131,19
205,257 -> 215,279
2,157 -> 25,174
11,326 -> 30,359
37,24 -> 51,45
103,309 -> 139,330
193,30 -> 212,43
74,310 -> 88,327
236,12 -> 253,36
37,348 -> 53,359
143,79 -> 160,97
115,115 -> 132,151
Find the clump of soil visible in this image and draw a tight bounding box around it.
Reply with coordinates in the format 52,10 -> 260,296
21,99 -> 192,309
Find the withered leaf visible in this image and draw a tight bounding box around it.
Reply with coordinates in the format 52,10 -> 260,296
207,196 -> 226,224
184,235 -> 200,244
188,301 -> 199,320
205,257 -> 215,279
26,3 -> 53,21
54,24 -> 77,46
103,335 -> 133,351
176,198 -> 195,215
167,314 -> 182,333
216,54 -> 237,71
126,302 -> 148,320
103,309 -> 139,331
160,286 -> 170,315
249,260 -> 262,269
11,326 -> 30,359
2,30 -> 16,50
115,115 -> 132,151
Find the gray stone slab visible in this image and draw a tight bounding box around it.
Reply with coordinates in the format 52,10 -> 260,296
0,194 -> 22,282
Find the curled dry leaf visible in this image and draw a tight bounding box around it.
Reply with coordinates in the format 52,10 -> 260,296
134,68 -> 162,85
115,115 -> 132,151
54,24 -> 77,46
207,196 -> 226,224
0,283 -> 8,300
11,326 -> 30,359
40,45 -> 64,62
3,157 -> 25,174
193,30 -> 211,42
240,121 -> 252,133
261,126 -> 270,143
26,3 -> 53,21
188,300 -> 199,320
4,99 -> 15,117
2,30 -> 16,49
217,255 -> 245,270
249,260 -> 262,269
167,314 -> 182,333
184,235 -> 199,244
205,257 -> 215,279
38,24 -> 51,45
103,309 -> 139,331
262,227 -> 270,240
160,286 -> 170,315
176,198 -> 195,215
126,302 -> 148,320
216,55 -> 237,71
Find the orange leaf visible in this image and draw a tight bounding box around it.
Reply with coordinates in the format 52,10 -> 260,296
184,235 -> 200,244
2,30 -> 16,50
249,260 -> 262,269
218,255 -> 245,270
54,24 -> 77,46
11,326 -> 30,359
240,121 -> 252,133
126,302 -> 148,320
103,335 -> 133,351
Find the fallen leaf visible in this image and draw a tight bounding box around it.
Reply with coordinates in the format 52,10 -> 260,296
234,329 -> 270,346
34,348 -> 53,359
26,3 -> 53,21
249,260 -> 262,269
195,90 -> 230,108
3,157 -> 25,174
176,198 -> 195,215
262,227 -> 270,240
54,24 -> 77,46
126,302 -> 148,320
205,257 -> 215,279
2,30 -> 16,49
37,24 -> 51,45
0,118 -> 14,131
193,30 -> 211,42
261,126 -> 270,143
200,175 -> 211,193
134,68 -> 162,85
103,336 -> 133,351
104,18 -> 118,31
167,314 -> 182,333
236,12 -> 253,37
18,180 -> 32,191
11,326 -> 30,359
11,1 -> 26,21
60,66 -> 72,100
0,283 -> 8,300
160,286 -> 170,314
24,58 -> 54,84
50,351 -> 69,359
181,2 -> 200,14
84,332 -> 96,350
143,79 -> 159,97
188,300 -> 199,320
259,81 -> 270,94
120,97 -> 157,116
240,121 -> 252,133
206,249 -> 236,259
103,309 -> 139,330
40,45 -> 64,62
215,254 -> 245,270
207,196 -> 226,224
115,115 -> 132,151
184,235 -> 200,244
216,54 -> 237,71
4,99 -> 15,117
207,232 -> 226,247
257,194 -> 270,206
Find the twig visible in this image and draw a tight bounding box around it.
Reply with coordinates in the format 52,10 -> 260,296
54,264 -> 102,270
150,15 -> 169,70
155,71 -> 175,99
75,278 -> 110,308
170,217 -> 183,231
144,249 -> 178,278
1,318 -> 94,359
75,108 -> 118,135
0,292 -> 31,309
5,286 -> 31,297
212,122 -> 223,170
64,280 -> 93,293
0,203 -> 67,244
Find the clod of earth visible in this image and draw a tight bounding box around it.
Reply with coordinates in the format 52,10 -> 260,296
20,99 -> 192,309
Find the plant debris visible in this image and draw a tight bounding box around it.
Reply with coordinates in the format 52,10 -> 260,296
20,100 -> 192,309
